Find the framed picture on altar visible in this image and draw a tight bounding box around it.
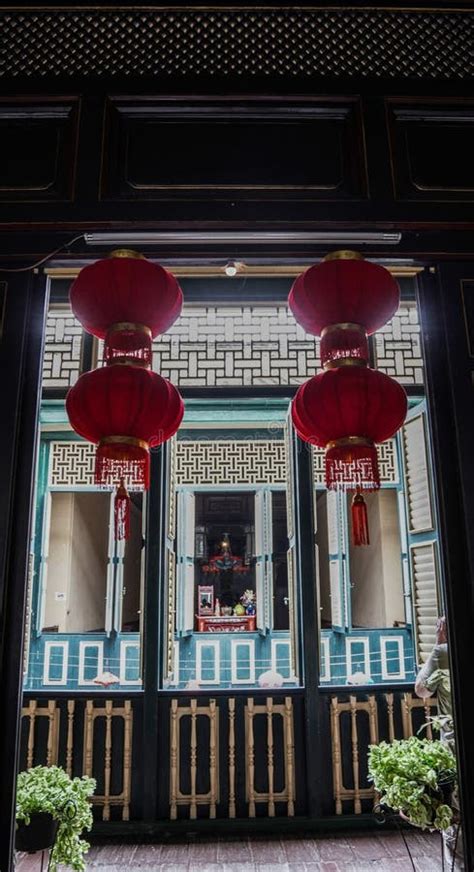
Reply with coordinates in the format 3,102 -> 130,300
198,585 -> 214,615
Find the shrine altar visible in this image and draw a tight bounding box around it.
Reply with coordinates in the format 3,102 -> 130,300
196,615 -> 256,633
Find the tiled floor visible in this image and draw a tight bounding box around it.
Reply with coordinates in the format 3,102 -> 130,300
15,829 -> 445,871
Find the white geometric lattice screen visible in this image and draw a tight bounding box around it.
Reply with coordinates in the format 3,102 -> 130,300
42,307 -> 85,389
373,302 -> 423,386
42,301 -> 424,390
49,439 -> 287,488
175,440 -> 286,486
312,439 -> 399,486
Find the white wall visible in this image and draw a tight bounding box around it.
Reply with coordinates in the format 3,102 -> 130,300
43,492 -> 109,633
379,489 -> 405,626
350,489 -> 404,628
43,493 -> 74,631
67,492 -> 109,632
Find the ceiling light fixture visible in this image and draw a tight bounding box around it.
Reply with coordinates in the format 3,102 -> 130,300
224,260 -> 244,276
84,231 -> 401,247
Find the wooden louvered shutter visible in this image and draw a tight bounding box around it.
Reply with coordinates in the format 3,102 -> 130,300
402,402 -> 441,663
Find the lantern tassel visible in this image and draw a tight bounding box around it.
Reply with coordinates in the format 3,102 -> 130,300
96,437 -> 150,490
351,488 -> 370,547
325,439 -> 380,490
115,479 -> 130,541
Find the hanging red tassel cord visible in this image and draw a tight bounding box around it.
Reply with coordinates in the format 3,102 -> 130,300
115,479 -> 131,541
351,488 -> 370,546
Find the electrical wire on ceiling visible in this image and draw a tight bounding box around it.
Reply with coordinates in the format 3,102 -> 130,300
0,234 -> 84,273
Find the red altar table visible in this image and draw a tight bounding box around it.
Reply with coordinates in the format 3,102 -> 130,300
196,615 -> 256,633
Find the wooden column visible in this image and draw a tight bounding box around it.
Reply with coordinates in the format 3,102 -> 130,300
293,435 -> 322,817
143,445 -> 166,822
0,269 -> 48,872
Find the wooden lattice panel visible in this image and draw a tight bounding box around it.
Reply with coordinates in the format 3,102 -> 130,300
330,692 -> 439,815
374,302 -> 424,386
330,695 -> 379,815
21,700 -> 60,768
42,307 -> 85,390
176,440 -> 286,486
21,699 -> 134,822
244,697 -> 295,817
2,9 -> 473,80
43,301 -> 423,391
170,698 -> 219,820
49,438 -> 287,488
83,700 -> 133,821
50,441 -> 95,486
153,305 -> 319,387
401,693 -> 438,739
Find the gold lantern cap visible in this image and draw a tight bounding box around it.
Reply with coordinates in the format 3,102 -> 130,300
323,250 -> 364,262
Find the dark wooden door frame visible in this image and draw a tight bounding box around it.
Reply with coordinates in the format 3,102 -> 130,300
2,254 -> 474,871
0,269 -> 48,872
418,266 -> 474,870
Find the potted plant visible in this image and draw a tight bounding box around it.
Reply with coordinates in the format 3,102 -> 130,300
368,736 -> 456,831
16,765 -> 96,871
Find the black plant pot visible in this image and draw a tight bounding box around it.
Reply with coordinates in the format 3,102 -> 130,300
437,775 -> 456,807
16,813 -> 58,853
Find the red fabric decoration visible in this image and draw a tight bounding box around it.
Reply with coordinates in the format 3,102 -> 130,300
292,366 -> 407,489
114,480 -> 130,541
66,365 -> 184,490
351,488 -> 370,546
326,438 -> 380,490
104,323 -> 153,368
70,251 -> 183,365
320,324 -> 369,368
289,253 -> 399,362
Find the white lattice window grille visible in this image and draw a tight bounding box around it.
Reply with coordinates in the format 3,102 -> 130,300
47,300 -> 423,389
176,440 -> 286,486
373,302 -> 424,386
312,439 -> 399,487
98,304 -> 320,386
49,438 -> 287,488
50,442 -> 95,487
42,306 -> 85,390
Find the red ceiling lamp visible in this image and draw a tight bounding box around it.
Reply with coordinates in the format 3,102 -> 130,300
67,250 -> 184,539
70,249 -> 183,367
288,250 -> 399,367
289,250 -> 407,546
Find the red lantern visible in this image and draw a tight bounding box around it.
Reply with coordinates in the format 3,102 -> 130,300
70,250 -> 183,367
289,251 -> 399,366
292,366 -> 407,490
66,365 -> 183,489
